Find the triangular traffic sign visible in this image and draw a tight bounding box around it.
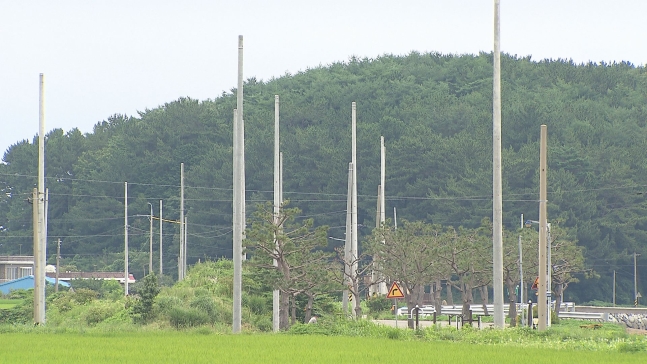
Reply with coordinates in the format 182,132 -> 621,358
386,281 -> 405,299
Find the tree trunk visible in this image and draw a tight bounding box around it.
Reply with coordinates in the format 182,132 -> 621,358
352,280 -> 362,319
461,282 -> 473,325
434,279 -> 442,315
554,283 -> 563,318
479,286 -> 489,315
446,282 -> 454,306
290,294 -> 297,326
505,277 -> 518,327
304,293 -> 314,323
279,289 -> 290,330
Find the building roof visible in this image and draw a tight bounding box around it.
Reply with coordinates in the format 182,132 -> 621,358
0,275 -> 70,295
46,272 -> 135,283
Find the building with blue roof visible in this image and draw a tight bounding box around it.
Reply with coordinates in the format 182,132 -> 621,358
0,275 -> 70,295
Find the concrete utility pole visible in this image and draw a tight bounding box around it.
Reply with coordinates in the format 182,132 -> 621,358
635,252 -> 641,306
613,270 -> 616,307
32,188 -> 41,324
379,136 -> 387,295
343,163 -> 353,316
232,35 -> 244,333
538,125 -> 548,331
547,223 -> 552,327
350,102 -> 359,308
159,200 -> 163,277
124,182 -> 129,296
148,202 -> 153,275
179,163 -> 185,280
492,0 -> 505,328
55,239 -> 61,292
518,214 -> 524,326
273,94 -> 280,332
184,216 -> 188,275
34,73 -> 47,325
394,207 -> 397,230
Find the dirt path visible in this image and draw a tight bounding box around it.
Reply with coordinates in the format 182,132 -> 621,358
626,328 -> 647,335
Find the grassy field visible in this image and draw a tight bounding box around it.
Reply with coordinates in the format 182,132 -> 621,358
2,332 -> 646,363
0,299 -> 19,309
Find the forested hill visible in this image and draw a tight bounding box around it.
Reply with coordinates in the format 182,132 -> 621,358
1,53 -> 646,303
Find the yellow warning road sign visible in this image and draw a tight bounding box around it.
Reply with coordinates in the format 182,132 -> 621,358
387,281 -> 405,299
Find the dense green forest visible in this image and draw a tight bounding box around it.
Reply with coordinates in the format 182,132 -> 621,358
1,52 -> 646,305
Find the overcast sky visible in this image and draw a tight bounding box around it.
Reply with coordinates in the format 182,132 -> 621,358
1,0 -> 645,156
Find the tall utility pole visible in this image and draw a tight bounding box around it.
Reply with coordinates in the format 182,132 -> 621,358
35,73 -> 47,325
159,200 -> 163,277
492,0 -> 505,328
370,185 -> 382,297
273,94 -> 280,332
55,239 -> 61,292
179,163 -> 185,280
343,163 -> 353,316
538,125 -> 548,331
350,102 -> 359,308
148,202 -> 153,275
394,207 -> 397,230
635,252 -> 641,306
32,188 -> 41,323
184,216 -> 188,274
613,270 -> 616,307
124,182 -> 129,296
379,136 -> 387,295
518,214 -> 524,326
232,35 -> 244,333
547,224 -> 552,326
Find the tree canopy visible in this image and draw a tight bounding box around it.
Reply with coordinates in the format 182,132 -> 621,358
1,52 -> 646,304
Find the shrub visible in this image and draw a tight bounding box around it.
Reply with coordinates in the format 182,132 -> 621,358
154,295 -> 184,317
131,273 -> 160,324
73,289 -> 99,305
83,301 -> 119,326
254,316 -> 273,332
246,295 -> 268,316
366,296 -> 392,318
169,307 -> 210,328
190,296 -> 218,323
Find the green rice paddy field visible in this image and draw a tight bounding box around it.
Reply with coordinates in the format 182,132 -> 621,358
2,333 -> 645,363
0,299 -> 18,309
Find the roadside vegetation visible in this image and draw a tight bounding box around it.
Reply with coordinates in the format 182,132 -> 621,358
1,260 -> 646,357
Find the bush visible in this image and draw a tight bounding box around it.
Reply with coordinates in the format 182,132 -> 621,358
246,295 -> 268,316
366,296 -> 392,318
169,307 -> 210,329
190,296 -> 218,323
73,289 -> 99,305
254,316 -> 273,332
154,295 -> 184,317
83,301 -> 119,326
131,273 -> 160,324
